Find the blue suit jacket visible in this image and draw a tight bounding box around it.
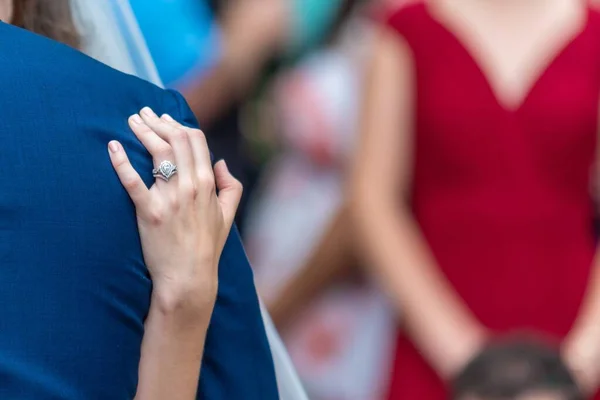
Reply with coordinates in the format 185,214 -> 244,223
0,22 -> 278,400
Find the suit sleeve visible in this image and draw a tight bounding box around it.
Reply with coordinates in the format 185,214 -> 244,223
166,89 -> 279,400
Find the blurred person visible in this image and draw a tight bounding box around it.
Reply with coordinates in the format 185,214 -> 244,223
130,0 -> 287,125
258,0 -> 409,332
0,2 -> 279,399
352,0 -> 600,398
244,1 -> 397,399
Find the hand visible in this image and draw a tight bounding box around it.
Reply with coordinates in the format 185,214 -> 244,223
108,107 -> 242,315
444,324 -> 490,380
562,333 -> 600,396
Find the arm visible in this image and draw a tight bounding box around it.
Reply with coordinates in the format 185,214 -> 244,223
556,254 -> 600,395
350,30 -> 487,379
182,0 -> 287,125
108,108 -> 247,399
134,293 -> 212,400
561,2 -> 600,392
268,205 -> 358,331
562,161 -> 600,394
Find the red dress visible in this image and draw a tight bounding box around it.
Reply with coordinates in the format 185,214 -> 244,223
385,3 -> 600,399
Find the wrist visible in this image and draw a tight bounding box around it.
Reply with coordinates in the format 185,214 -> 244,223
151,276 -> 218,321
448,324 -> 490,377
562,335 -> 600,395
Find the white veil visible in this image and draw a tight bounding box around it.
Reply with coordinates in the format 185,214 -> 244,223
69,1 -> 307,399
71,0 -> 160,83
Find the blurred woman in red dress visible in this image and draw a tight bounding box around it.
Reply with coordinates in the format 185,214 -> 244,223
352,0 -> 600,398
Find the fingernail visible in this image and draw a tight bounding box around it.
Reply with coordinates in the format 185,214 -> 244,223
141,107 -> 156,117
219,159 -> 228,171
161,114 -> 174,122
108,141 -> 120,153
130,114 -> 143,125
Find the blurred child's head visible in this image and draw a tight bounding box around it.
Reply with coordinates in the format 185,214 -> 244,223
452,335 -> 583,400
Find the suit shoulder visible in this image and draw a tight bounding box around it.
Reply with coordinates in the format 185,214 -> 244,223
0,22 -> 169,105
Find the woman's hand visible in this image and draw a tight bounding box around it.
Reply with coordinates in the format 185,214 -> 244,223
108,108 -> 242,400
108,107 -> 242,316
561,255 -> 600,397
562,331 -> 600,396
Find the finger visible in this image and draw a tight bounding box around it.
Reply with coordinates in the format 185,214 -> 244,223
108,141 -> 151,208
161,114 -> 212,182
128,114 -> 174,191
128,114 -> 172,162
140,108 -> 194,184
214,160 -> 242,228
160,115 -> 215,204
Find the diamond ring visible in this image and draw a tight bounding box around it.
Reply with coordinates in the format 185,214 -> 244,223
152,160 -> 178,182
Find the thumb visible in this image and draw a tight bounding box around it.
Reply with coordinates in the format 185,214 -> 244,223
214,160 -> 242,228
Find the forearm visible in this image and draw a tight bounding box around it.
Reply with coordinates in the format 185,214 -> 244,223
563,249 -> 600,394
181,47 -> 270,125
181,65 -> 235,126
354,200 -> 486,379
351,29 -> 485,380
134,290 -> 213,400
269,207 -> 357,330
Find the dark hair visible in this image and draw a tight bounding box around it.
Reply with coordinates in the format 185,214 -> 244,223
452,335 -> 583,400
12,0 -> 80,49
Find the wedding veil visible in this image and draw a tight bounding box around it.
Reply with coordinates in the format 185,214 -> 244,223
69,1 -> 307,399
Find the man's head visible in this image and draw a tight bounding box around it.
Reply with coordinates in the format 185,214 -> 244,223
452,335 -> 583,400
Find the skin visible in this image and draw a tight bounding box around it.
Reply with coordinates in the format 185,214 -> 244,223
352,14 -> 484,380
351,0 -> 598,388
108,108 -> 243,400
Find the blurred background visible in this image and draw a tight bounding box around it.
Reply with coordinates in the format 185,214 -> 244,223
127,0 -> 402,398
7,0 -> 596,398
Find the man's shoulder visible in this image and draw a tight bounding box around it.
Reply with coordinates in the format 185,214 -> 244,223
0,22 -> 192,223
0,21 -> 172,108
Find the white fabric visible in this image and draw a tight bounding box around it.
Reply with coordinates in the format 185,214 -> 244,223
69,1 -> 305,398
261,302 -> 309,400
71,0 -> 161,83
